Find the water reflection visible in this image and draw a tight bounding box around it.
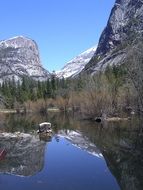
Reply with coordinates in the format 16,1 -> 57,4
0,112 -> 143,190
0,132 -> 46,176
57,129 -> 103,158
39,133 -> 53,142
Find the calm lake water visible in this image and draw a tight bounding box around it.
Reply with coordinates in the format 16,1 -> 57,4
0,112 -> 143,190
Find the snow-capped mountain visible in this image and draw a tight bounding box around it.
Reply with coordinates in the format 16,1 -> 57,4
0,36 -> 50,82
83,0 -> 143,74
56,46 -> 96,78
57,129 -> 103,158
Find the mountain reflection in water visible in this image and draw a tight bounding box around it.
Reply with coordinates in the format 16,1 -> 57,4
0,113 -> 142,190
0,132 -> 46,176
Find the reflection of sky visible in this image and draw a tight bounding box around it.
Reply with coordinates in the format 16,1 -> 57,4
0,137 -> 120,190
57,130 -> 103,159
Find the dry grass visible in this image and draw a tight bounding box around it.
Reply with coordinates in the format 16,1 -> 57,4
105,117 -> 130,121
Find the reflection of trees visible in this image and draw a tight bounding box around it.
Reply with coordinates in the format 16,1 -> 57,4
0,113 -> 51,133
78,119 -> 143,190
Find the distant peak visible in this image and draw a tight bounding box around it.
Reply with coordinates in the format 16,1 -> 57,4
56,45 -> 97,78
81,46 -> 97,54
7,35 -> 32,41
8,35 -> 26,40
0,36 -> 33,44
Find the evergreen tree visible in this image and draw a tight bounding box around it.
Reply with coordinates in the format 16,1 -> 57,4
37,81 -> 43,99
51,72 -> 57,98
46,79 -> 52,98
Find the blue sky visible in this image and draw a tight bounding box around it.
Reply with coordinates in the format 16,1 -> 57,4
0,0 -> 115,72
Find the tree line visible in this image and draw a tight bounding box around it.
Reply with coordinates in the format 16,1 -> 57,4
0,73 -> 83,110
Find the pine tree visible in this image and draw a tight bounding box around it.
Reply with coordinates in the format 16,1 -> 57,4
37,81 -> 43,99
51,71 -> 57,98
46,79 -> 52,98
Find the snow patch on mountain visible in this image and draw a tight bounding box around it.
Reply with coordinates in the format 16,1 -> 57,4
56,46 -> 97,78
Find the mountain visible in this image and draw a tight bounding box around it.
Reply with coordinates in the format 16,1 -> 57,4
56,46 -> 96,78
0,36 -> 50,82
83,0 -> 143,74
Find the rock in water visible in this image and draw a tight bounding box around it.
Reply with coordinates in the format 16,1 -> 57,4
0,36 -> 50,82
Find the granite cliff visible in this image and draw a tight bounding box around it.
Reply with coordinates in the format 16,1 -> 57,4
0,36 -> 50,82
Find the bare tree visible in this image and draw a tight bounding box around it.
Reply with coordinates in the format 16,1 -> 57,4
124,41 -> 143,112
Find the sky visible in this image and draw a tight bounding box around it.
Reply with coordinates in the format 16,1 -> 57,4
0,0 -> 115,72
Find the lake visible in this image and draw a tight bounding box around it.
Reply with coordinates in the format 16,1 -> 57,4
0,112 -> 143,190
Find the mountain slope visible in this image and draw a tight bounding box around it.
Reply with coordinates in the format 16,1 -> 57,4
56,46 -> 96,78
0,36 -> 50,82
83,0 -> 143,74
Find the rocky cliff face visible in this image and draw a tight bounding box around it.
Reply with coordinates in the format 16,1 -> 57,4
84,0 -> 143,74
0,36 -> 50,82
56,46 -> 96,78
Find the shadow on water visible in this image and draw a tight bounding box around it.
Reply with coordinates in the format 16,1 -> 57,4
0,112 -> 143,190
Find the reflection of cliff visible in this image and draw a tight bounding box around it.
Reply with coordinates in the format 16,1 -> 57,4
103,144 -> 143,190
78,122 -> 143,190
103,132 -> 143,190
57,129 -> 103,158
0,132 -> 46,176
